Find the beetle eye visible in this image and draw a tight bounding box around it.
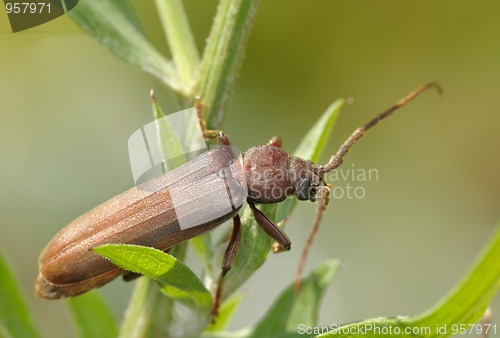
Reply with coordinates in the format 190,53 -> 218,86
296,178 -> 310,201
310,187 -> 317,197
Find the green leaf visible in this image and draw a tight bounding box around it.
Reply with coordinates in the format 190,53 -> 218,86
411,223 -> 500,334
252,260 -> 341,337
293,99 -> 345,163
66,291 -> 119,338
68,0 -> 181,93
317,223 -> 500,338
206,293 -> 245,332
276,99 -> 344,222
203,330 -> 305,338
0,249 -> 40,338
197,0 -> 260,128
202,260 -> 340,338
221,99 -> 344,303
155,0 -> 200,89
94,244 -> 212,311
106,0 -> 143,31
318,318 -> 412,338
150,92 -> 187,168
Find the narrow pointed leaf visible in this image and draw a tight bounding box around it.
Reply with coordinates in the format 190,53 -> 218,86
294,99 -> 345,162
203,331 -> 304,338
94,244 -> 212,311
318,223 -> 500,338
66,291 -> 118,338
0,249 -> 40,338
151,93 -> 186,167
411,223 -> 500,334
277,99 -> 344,222
202,260 -> 340,338
251,260 -> 340,337
206,293 -> 245,332
68,0 -> 181,93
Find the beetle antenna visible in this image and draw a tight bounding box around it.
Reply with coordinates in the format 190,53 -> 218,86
320,83 -> 442,174
294,185 -> 331,292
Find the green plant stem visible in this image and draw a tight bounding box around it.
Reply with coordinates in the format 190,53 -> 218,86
197,0 -> 259,128
119,278 -> 172,338
155,0 -> 200,92
119,243 -> 188,338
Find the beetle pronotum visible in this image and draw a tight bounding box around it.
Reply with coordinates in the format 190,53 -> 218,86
35,83 -> 440,316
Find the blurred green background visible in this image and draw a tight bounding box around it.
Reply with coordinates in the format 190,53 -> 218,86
1,1 -> 499,337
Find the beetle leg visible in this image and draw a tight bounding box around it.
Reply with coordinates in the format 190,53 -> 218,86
122,271 -> 142,282
194,96 -> 235,153
212,214 -> 242,319
194,95 -> 226,140
221,215 -> 242,274
272,216 -> 290,253
248,199 -> 291,251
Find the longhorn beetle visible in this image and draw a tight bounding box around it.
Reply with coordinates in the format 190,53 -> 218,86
35,83 -> 440,317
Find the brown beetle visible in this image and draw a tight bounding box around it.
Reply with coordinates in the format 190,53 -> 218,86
36,84 -> 440,314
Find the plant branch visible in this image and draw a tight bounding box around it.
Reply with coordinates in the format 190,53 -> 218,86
197,0 -> 259,128
155,0 -> 200,93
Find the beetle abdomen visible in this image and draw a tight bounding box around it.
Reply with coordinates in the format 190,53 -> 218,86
36,147 -> 246,299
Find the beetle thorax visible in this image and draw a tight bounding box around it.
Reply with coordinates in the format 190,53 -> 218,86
243,146 -> 321,203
